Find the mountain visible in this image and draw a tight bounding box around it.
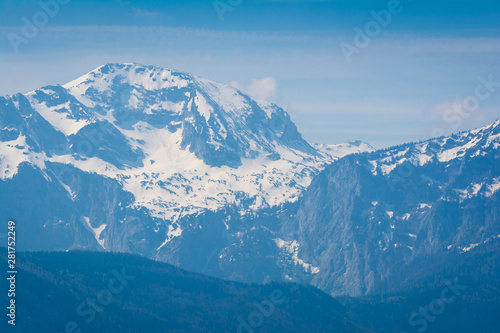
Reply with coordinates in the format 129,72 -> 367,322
0,63 -> 371,259
164,118 -> 500,295
1,62 -> 498,301
278,119 -> 500,295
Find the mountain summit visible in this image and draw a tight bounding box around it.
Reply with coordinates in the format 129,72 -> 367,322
0,63 -> 372,252
60,63 -> 319,167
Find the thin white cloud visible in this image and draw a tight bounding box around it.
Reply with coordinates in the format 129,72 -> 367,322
248,77 -> 278,100
0,25 -> 325,43
2,25 -> 499,54
231,77 -> 278,100
424,98 -> 495,136
115,0 -> 162,17
375,36 -> 500,54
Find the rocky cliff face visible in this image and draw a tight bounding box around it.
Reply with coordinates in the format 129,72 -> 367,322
278,120 -> 500,295
1,63 -> 497,297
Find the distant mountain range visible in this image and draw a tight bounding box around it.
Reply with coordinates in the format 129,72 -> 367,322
0,63 -> 498,303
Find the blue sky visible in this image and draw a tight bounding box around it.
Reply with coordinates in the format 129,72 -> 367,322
1,0 -> 499,148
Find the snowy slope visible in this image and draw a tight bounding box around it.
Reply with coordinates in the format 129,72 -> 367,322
0,63 -> 371,230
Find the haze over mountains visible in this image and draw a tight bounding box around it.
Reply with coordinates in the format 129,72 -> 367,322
0,63 -> 498,303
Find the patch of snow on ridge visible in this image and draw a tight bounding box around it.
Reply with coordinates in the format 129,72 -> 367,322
450,232 -> 500,253
461,243 -> 479,252
24,94 -> 90,136
364,120 -> 500,176
274,238 -> 320,274
486,178 -> 500,197
157,223 -> 183,251
381,163 -> 398,175
451,178 -> 500,202
194,93 -> 213,122
59,181 -> 76,201
314,141 -> 375,160
0,135 -> 46,180
437,135 -> 481,163
83,217 -> 106,249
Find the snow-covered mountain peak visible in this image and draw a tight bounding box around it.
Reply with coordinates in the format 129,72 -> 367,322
1,63 -> 373,225
62,62 -> 273,120
51,63 -> 319,168
63,63 -> 192,96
